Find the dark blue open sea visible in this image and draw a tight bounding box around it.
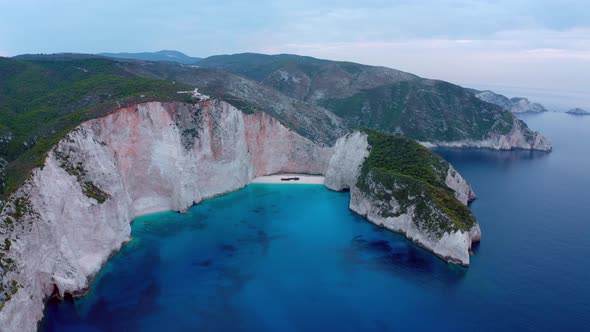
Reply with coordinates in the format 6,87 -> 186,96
42,112 -> 590,331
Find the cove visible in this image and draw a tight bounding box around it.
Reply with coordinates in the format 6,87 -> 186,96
42,184 -> 468,331
42,112 -> 590,331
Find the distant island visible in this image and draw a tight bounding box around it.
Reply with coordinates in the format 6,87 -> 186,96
566,108 -> 590,115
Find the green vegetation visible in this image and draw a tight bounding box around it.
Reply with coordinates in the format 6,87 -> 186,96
357,129 -> 476,236
81,182 -> 110,204
361,128 -> 449,187
0,241 -> 19,312
0,57 -> 194,197
0,279 -> 20,312
220,98 -> 259,114
198,53 -> 521,145
321,80 -> 514,142
54,146 -> 110,203
197,53 -> 329,81
0,253 -> 16,273
7,196 -> 34,223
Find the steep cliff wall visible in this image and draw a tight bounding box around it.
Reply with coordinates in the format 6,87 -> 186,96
324,132 -> 370,191
0,100 -> 331,331
325,131 -> 480,266
421,118 -> 552,151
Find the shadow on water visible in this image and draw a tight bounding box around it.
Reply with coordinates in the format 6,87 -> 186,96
237,230 -> 285,255
341,217 -> 467,287
136,212 -> 208,237
43,246 -> 163,331
190,267 -> 254,331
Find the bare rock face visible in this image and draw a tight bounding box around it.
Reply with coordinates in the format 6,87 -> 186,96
324,132 -> 370,191
0,100 -> 331,331
324,132 -> 480,266
348,173 -> 481,266
445,166 -> 477,205
421,118 -> 552,151
566,108 -> 590,115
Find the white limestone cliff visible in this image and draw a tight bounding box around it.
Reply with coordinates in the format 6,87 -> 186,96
0,100 -> 331,331
421,118 -> 552,151
348,174 -> 481,266
323,132 -> 370,191
445,166 -> 477,205
324,132 -> 480,266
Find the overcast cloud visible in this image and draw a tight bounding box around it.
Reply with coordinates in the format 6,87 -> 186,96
1,0 -> 588,102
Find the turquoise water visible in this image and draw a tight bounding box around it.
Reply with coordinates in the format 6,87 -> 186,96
43,112 -> 590,331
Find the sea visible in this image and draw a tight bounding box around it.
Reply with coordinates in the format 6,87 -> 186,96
465,83 -> 590,112
42,112 -> 590,331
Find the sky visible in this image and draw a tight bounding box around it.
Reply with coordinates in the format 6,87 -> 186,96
1,0 -> 589,108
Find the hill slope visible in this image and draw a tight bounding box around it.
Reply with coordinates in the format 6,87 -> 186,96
198,53 -> 418,102
0,56 -> 194,194
98,50 -> 202,64
119,60 -> 347,144
198,53 -> 550,149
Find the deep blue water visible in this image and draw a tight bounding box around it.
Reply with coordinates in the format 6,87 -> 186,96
43,112 -> 590,331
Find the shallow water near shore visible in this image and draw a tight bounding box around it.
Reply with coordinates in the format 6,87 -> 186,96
42,112 -> 590,331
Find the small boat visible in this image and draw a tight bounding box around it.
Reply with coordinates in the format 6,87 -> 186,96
280,177 -> 300,181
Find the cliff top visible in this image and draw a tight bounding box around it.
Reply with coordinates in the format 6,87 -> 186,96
359,129 -> 476,233
0,57 -> 194,195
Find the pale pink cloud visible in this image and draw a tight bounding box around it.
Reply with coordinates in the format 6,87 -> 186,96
256,28 -> 590,94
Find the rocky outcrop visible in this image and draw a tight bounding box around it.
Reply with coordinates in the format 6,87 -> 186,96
566,108 -> 590,115
445,166 -> 477,205
196,53 -> 419,103
324,132 -> 370,191
324,131 -> 480,267
348,174 -> 481,266
0,100 -> 331,331
476,90 -> 547,113
421,118 -> 552,151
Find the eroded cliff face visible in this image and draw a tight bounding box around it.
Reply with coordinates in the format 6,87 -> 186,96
324,132 -> 370,191
421,118 -> 552,151
0,100 -> 331,331
324,132 -> 480,266
445,166 -> 477,205
349,174 -> 481,266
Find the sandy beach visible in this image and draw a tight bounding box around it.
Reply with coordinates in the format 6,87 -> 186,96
251,174 -> 325,185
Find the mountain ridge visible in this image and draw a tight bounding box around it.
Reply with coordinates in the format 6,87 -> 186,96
475,90 -> 548,113
0,53 -> 551,200
98,50 -> 202,64
196,52 -> 550,149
